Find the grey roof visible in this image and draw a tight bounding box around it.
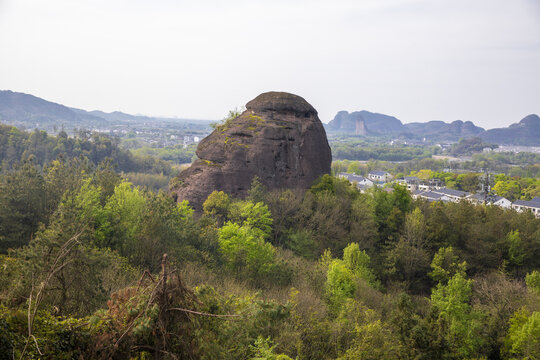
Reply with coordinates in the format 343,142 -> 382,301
338,173 -> 368,182
471,193 -> 485,201
472,194 -> 507,203
369,171 -> 388,176
433,188 -> 469,198
416,191 -> 448,202
531,197 -> 540,203
513,199 -> 540,208
401,176 -> 420,183
415,191 -> 449,202
419,191 -> 444,199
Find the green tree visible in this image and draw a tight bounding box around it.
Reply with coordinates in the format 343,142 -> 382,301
504,310 -> 540,360
429,247 -> 467,285
430,272 -> 484,358
506,229 -> 525,267
218,222 -> 276,276
229,201 -> 273,239
0,160 -> 48,252
203,190 -> 231,225
325,243 -> 378,312
386,208 -> 431,292
248,176 -> 268,204
525,270 -> 540,296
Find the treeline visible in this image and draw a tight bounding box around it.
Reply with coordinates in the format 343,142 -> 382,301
129,143 -> 196,164
331,138 -> 436,161
0,123 -> 174,176
450,137 -> 498,155
0,165 -> 539,359
330,135 -> 540,179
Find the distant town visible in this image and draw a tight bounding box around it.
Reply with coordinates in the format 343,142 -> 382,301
338,171 -> 540,218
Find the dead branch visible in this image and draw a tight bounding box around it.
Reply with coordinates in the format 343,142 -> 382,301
167,307 -> 241,319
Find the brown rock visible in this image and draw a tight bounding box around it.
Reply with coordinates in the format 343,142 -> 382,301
170,91 -> 331,210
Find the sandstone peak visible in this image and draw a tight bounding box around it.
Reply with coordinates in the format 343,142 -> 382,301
171,91 -> 331,210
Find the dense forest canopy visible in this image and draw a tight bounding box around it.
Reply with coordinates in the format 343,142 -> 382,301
0,122 -> 538,359
0,124 -> 174,176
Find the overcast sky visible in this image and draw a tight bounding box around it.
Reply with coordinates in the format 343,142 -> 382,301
1,0 -> 539,128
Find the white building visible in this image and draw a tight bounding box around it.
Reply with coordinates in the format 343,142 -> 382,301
512,199 -> 540,218
431,188 -> 471,203
397,176 -> 420,191
368,171 -> 392,182
470,194 -> 512,209
338,173 -> 374,189
413,190 -> 451,203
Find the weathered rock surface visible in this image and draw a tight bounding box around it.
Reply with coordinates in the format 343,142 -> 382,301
171,92 -> 331,210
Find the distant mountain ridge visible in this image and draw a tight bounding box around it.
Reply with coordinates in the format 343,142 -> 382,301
404,120 -> 484,140
480,114 -> 540,146
2,90 -> 538,145
327,110 -> 539,145
0,90 -> 212,131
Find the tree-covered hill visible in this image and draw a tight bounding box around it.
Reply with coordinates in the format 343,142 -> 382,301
0,166 -> 538,359
0,123 -> 173,175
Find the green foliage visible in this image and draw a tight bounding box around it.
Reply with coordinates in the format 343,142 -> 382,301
525,271 -> 540,296
385,208 -> 431,292
0,160 -> 48,252
492,175 -> 540,201
507,230 -> 525,266
0,306 -> 90,359
429,247 -> 467,285
122,171 -> 170,191
325,243 -> 378,312
211,107 -> 244,131
450,137 -> 497,155
249,336 -> 293,360
203,190 -> 231,224
326,260 -> 357,311
0,123 -> 173,175
229,201 -> 273,239
431,272 -> 484,358
504,309 -> 540,359
130,143 -> 196,164
194,285 -> 290,360
337,316 -> 400,360
331,138 -> 434,161
248,176 -> 268,204
294,175 -> 377,256
218,222 -> 276,276
100,180 -> 146,250
343,243 -> 377,285
1,127 -> 540,359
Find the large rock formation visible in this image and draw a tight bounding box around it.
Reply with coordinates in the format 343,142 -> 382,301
171,92 -> 332,210
327,110 -> 405,135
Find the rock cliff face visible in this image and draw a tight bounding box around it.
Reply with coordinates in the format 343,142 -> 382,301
171,92 -> 332,210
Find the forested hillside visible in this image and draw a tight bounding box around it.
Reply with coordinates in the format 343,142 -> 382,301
1,149 -> 539,358
0,124 -> 173,174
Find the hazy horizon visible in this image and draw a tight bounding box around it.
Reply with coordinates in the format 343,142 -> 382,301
1,0 -> 539,129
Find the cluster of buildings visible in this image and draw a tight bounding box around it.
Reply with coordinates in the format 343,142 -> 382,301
337,172 -> 540,218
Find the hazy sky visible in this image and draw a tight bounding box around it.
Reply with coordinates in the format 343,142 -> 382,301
1,0 -> 539,128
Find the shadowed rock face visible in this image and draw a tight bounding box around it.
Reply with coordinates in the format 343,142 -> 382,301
171,92 -> 331,210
